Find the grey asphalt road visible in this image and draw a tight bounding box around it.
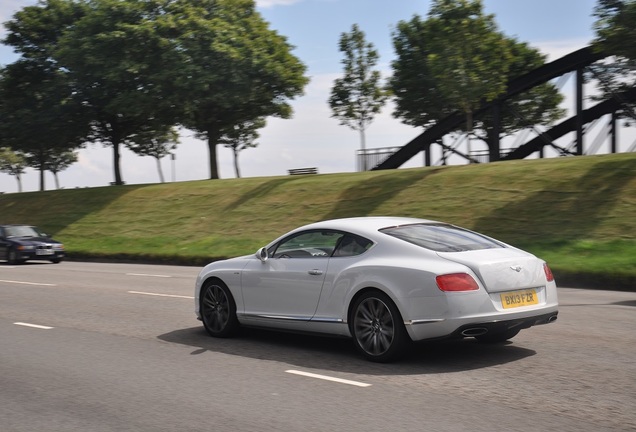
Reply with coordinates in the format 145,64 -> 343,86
1,261 -> 634,432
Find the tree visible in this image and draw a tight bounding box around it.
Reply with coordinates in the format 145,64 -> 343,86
473,39 -> 565,152
1,1 -> 90,191
0,61 -> 89,191
390,0 -> 512,131
45,150 -> 78,189
329,24 -> 388,171
389,0 -> 563,158
593,0 -> 636,117
164,0 -> 308,179
0,147 -> 27,193
128,128 -> 179,183
52,0 -> 180,186
219,118 -> 265,178
594,0 -> 636,59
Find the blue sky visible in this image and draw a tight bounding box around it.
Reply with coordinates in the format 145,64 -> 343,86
0,0 -> 615,192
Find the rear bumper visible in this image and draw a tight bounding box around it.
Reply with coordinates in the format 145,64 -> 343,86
450,311 -> 558,338
404,306 -> 559,341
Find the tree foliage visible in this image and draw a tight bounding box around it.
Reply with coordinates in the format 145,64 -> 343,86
0,0 -> 90,191
164,0 -> 308,179
391,0 -> 512,132
128,128 -> 179,183
329,24 -> 387,170
45,150 -> 78,189
0,147 -> 27,193
219,118 -> 265,178
593,0 -> 636,119
473,40 -> 565,144
53,0 -> 179,185
594,0 -> 636,59
2,0 -> 307,186
389,0 -> 564,154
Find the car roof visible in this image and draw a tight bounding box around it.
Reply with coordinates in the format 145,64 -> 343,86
296,216 -> 440,237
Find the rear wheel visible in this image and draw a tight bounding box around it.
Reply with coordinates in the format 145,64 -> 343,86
200,280 -> 238,338
350,291 -> 408,362
475,328 -> 520,343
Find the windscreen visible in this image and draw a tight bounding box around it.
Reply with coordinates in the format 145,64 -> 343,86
380,223 -> 504,252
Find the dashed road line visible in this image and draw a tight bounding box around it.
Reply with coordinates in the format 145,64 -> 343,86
14,322 -> 54,330
126,273 -> 172,278
285,370 -> 371,387
0,279 -> 57,287
128,291 -> 193,299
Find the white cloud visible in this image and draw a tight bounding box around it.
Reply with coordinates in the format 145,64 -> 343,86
256,0 -> 302,8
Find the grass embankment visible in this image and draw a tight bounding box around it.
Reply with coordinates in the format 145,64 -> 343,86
1,153 -> 634,290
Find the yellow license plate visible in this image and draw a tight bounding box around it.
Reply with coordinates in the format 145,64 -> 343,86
501,289 -> 539,309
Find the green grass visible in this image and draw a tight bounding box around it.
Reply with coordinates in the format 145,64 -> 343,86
1,153 -> 634,289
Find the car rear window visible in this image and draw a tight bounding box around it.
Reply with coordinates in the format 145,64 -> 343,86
379,223 -> 504,252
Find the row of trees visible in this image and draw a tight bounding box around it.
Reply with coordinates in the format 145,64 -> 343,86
329,0 -> 636,163
2,0 -> 634,191
0,0 -> 307,190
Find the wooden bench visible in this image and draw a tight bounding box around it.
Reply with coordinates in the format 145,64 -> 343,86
288,167 -> 318,175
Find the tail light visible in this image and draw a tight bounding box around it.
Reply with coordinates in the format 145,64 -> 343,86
543,263 -> 554,282
436,273 -> 479,292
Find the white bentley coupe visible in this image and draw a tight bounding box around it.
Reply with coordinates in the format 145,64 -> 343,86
195,217 -> 558,362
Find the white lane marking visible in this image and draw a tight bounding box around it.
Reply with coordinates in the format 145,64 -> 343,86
126,273 -> 172,278
0,279 -> 57,287
14,322 -> 54,330
128,291 -> 193,299
285,370 -> 372,388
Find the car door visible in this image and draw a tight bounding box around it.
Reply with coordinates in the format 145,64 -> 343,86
241,230 -> 344,321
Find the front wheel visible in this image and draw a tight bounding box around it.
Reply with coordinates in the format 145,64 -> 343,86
200,280 -> 239,338
7,248 -> 22,265
350,291 -> 409,362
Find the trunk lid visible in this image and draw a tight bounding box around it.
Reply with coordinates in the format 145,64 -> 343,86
437,248 -> 546,293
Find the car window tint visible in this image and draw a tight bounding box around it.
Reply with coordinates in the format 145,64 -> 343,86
332,234 -> 373,257
380,223 -> 504,252
272,230 -> 344,258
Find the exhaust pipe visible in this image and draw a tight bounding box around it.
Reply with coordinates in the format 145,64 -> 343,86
461,327 -> 488,337
548,315 -> 558,323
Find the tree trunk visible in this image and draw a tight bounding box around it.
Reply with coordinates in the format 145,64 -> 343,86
16,173 -> 22,193
155,157 -> 165,183
207,134 -> 220,180
359,128 -> 367,171
465,111 -> 473,162
113,141 -> 124,185
233,147 -> 241,178
54,172 -> 60,189
39,167 -> 45,191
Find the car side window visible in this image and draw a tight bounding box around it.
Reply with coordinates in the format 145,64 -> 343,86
272,230 -> 344,258
332,234 -> 373,257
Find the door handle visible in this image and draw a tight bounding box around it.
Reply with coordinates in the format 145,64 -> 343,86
308,269 -> 323,276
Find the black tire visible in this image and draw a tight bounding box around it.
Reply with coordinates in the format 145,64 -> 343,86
200,279 -> 239,338
50,258 -> 62,264
350,291 -> 409,362
7,248 -> 21,265
475,328 -> 520,343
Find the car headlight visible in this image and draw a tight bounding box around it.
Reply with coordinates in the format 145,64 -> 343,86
17,245 -> 35,251
53,244 -> 64,250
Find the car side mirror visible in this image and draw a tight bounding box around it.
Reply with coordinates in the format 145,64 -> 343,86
256,247 -> 269,262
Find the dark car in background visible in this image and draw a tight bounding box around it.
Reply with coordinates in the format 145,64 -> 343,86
0,225 -> 65,264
